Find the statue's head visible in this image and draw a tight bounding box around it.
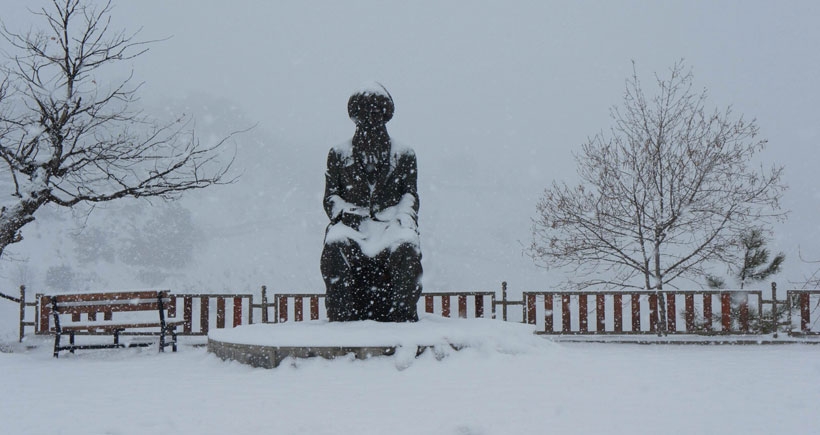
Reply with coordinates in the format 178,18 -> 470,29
348,83 -> 394,127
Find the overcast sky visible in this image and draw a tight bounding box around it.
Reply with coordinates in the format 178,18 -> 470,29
2,1 -> 819,292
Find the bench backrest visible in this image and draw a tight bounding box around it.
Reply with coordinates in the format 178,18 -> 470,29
46,291 -> 171,330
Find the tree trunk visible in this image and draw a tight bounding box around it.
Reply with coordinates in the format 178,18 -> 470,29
0,197 -> 46,259
653,240 -> 668,335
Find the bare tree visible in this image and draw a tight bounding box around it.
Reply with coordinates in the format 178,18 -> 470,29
528,61 -> 786,332
0,0 -> 235,259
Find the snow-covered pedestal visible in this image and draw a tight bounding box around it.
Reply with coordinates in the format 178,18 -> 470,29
207,315 -> 543,368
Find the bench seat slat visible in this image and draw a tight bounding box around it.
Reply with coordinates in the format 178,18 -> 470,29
55,342 -> 154,351
52,291 -> 163,303
53,302 -> 162,314
57,320 -> 185,332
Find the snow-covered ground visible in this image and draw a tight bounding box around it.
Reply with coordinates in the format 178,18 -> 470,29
0,2 -> 818,433
1,318 -> 818,435
1,2 -> 820,296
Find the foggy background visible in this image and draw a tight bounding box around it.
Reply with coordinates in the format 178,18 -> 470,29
1,1 -> 818,295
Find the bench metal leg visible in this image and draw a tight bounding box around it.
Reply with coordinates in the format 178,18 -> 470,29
157,326 -> 178,353
70,332 -> 75,354
53,332 -> 61,358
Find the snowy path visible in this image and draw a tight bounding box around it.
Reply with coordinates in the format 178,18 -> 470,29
1,339 -> 818,434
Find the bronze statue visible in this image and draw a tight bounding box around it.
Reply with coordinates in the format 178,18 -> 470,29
320,84 -> 422,322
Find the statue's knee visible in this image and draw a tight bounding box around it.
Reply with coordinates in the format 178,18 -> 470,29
390,243 -> 420,260
321,241 -> 363,273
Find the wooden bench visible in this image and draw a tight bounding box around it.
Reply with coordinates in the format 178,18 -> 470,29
49,290 -> 183,358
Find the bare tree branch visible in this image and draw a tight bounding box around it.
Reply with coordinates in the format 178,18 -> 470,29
0,0 -> 238,258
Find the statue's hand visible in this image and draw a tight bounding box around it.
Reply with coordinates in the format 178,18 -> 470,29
395,211 -> 417,230
373,206 -> 416,231
339,208 -> 368,230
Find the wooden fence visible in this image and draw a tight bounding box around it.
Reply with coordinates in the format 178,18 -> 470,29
422,291 -> 496,319
5,282 -> 819,341
166,293 -> 254,335
523,290 -> 765,335
269,289 -> 496,323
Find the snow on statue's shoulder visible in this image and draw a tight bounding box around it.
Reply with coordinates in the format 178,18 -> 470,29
331,139 -> 354,160
389,139 -> 414,158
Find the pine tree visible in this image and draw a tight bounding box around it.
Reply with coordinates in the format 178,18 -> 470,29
707,228 -> 785,289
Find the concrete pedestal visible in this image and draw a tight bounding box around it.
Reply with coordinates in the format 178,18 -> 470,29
206,316 -> 541,368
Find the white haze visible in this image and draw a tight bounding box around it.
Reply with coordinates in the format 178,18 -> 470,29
1,1 -> 818,296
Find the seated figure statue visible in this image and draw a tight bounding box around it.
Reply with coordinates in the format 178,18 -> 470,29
320,84 -> 423,322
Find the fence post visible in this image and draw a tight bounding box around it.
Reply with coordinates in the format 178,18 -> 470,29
308,296 -> 318,320
200,297 -> 210,334
631,294 -> 641,332
596,294 -> 605,332
441,295 -> 450,318
664,292 -> 675,332
183,296 -> 193,334
216,297 -> 226,329
562,294 -> 571,332
233,296 -> 243,327
295,297 -> 304,322
800,293 -> 810,333
278,296 -> 288,323
261,286 -> 269,323
703,294 -> 713,333
526,294 -> 536,325
18,285 -> 25,342
578,294 -> 588,332
684,294 -> 695,332
39,294 -> 50,334
544,293 -> 554,332
501,281 -> 508,322
721,292 -> 732,332
739,294 -> 750,332
771,282 -> 778,338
